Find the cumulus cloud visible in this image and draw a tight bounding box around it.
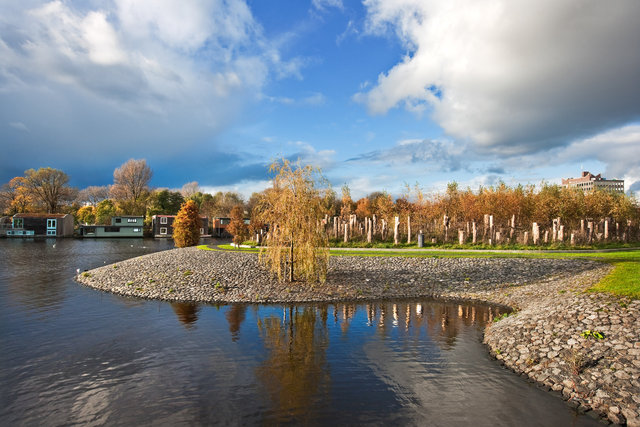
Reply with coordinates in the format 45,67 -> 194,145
0,0 -> 302,184
356,0 -> 640,154
348,138 -> 466,171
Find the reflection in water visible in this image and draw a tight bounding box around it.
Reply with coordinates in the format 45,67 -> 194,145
171,303 -> 200,328
1,238 -> 598,426
256,306 -> 330,424
225,304 -> 247,341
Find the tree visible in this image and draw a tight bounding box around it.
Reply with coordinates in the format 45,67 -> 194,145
173,200 -> 202,248
95,199 -> 117,225
180,181 -> 199,199
255,160 -> 329,282
1,177 -> 35,214
77,185 -> 110,207
111,159 -> 152,215
76,205 -> 96,224
24,167 -> 75,213
227,205 -> 249,245
147,189 -> 184,216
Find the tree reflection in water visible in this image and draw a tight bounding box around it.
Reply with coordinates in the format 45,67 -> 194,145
170,302 -> 200,328
256,306 -> 330,424
225,304 -> 247,341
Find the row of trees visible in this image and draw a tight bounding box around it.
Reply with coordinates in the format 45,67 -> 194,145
0,160 -> 247,227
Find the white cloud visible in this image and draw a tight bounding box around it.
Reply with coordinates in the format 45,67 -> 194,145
312,0 -> 344,12
348,138 -> 467,171
201,179 -> 271,200
8,121 -> 29,132
356,0 -> 640,154
288,141 -> 336,170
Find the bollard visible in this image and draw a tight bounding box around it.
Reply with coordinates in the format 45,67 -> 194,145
418,231 -> 424,248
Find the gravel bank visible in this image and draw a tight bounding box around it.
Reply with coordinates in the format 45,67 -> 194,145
76,247 -> 638,425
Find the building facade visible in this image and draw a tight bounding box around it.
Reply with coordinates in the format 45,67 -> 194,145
561,171 -> 624,193
151,215 -> 209,238
79,216 -> 144,237
7,213 -> 74,237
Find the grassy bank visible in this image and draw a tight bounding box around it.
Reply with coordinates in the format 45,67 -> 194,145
207,244 -> 640,299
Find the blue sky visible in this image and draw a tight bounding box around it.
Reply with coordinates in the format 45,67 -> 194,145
1,0 -> 640,199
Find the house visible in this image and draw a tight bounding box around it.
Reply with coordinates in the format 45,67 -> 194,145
0,216 -> 13,237
151,215 -> 209,238
79,216 -> 144,237
6,213 -> 74,237
562,171 -> 624,193
211,217 -> 250,237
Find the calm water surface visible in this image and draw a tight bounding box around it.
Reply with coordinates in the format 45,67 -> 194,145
0,238 -> 598,426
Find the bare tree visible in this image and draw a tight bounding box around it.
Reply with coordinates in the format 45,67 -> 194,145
24,167 -> 75,213
77,185 -> 110,206
180,181 -> 200,199
110,159 -> 152,214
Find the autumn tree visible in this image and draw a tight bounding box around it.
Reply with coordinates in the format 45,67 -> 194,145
24,167 -> 76,213
76,205 -> 96,224
173,200 -> 202,248
110,159 -> 152,215
95,199 -> 117,225
1,177 -> 35,214
227,205 -> 249,245
255,160 -> 329,282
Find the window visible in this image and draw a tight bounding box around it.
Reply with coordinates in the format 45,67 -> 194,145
160,217 -> 168,224
127,218 -> 137,223
46,230 -> 56,236
115,218 -> 122,223
47,219 -> 57,229
160,227 -> 167,235
200,228 -> 204,234
13,218 -> 23,228
105,226 -> 120,232
133,228 -> 141,233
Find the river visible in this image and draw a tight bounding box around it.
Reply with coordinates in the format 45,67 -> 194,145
0,238 -> 599,425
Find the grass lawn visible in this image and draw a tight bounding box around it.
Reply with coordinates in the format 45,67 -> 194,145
207,244 -> 640,299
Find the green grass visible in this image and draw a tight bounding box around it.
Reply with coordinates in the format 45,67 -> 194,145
202,243 -> 640,299
589,261 -> 640,299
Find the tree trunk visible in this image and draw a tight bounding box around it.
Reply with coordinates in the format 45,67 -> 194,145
289,241 -> 294,282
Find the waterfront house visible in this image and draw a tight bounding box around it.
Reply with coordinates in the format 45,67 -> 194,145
79,216 -> 144,237
211,217 -> 250,237
7,213 -> 74,237
151,215 -> 209,238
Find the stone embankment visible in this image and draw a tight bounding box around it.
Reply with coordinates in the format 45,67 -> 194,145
76,247 -> 639,425
480,267 -> 640,426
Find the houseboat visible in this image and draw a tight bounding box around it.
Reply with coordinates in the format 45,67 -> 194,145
79,216 -> 144,237
6,213 -> 74,237
151,215 -> 209,238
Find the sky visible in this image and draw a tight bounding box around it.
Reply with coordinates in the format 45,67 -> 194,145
1,0 -> 639,199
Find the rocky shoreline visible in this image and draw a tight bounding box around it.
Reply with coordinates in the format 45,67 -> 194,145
76,247 -> 639,425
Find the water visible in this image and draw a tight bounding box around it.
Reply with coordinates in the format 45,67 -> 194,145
0,238 -> 598,426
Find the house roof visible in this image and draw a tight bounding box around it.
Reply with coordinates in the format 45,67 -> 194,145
13,213 -> 70,218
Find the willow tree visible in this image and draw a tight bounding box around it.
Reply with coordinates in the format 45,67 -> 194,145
256,160 -> 329,283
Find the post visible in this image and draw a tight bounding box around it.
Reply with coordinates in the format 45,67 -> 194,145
418,230 -> 424,248
523,231 -> 529,245
344,223 -> 348,243
532,223 -> 539,245
570,233 -> 575,246
472,221 -> 477,244
458,229 -> 465,245
604,219 -> 609,241
394,216 -> 400,245
407,216 -> 411,244
558,225 -> 564,242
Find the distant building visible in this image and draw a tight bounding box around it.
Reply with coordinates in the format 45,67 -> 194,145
211,217 -> 250,238
151,215 -> 209,238
79,216 -> 144,237
562,171 -> 624,193
7,213 -> 74,237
